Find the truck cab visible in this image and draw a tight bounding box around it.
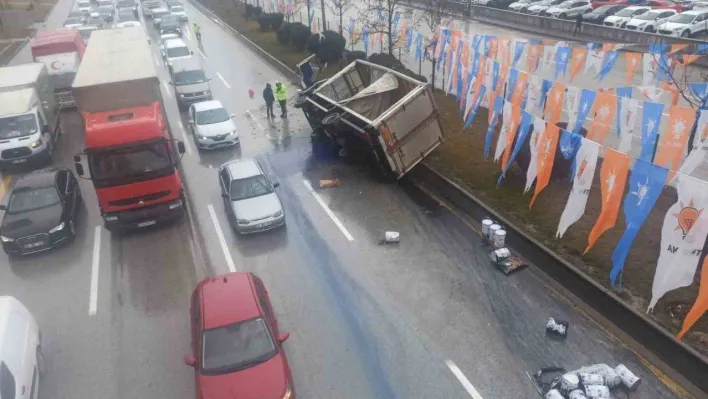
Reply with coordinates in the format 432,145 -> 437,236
30,29 -> 86,109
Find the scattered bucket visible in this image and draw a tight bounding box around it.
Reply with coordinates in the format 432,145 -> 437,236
584,384 -> 611,398
560,373 -> 579,392
545,389 -> 564,399
579,373 -> 604,386
384,231 -> 400,243
488,224 -> 501,240
615,364 -> 641,391
481,219 -> 493,237
568,389 -> 587,399
493,229 -> 506,248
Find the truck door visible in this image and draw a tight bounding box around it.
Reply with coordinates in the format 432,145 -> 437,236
296,55 -> 322,89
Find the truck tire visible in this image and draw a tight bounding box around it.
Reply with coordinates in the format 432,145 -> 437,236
293,94 -> 308,109
321,112 -> 341,126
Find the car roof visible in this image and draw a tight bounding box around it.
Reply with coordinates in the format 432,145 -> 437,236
680,9 -> 708,14
171,57 -> 202,72
193,100 -> 224,112
199,273 -> 262,329
224,159 -> 262,180
164,38 -> 187,47
14,168 -> 59,189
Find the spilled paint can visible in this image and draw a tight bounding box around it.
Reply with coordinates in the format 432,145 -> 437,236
493,229 -> 507,248
579,373 -> 604,386
545,389 -> 564,399
488,224 -> 501,240
615,364 -> 641,390
482,219 -> 494,237
584,384 -> 611,398
568,389 -> 587,399
573,364 -> 620,388
384,231 -> 400,243
560,373 -> 579,392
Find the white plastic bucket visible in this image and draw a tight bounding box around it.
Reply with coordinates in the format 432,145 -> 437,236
488,224 -> 501,240
384,231 -> 400,243
568,389 -> 587,399
481,219 -> 493,237
584,384 -> 610,398
579,373 -> 604,386
493,229 -> 506,248
545,389 -> 564,399
560,373 -> 579,392
615,364 -> 641,391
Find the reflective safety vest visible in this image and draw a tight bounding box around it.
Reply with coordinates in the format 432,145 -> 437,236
275,85 -> 287,101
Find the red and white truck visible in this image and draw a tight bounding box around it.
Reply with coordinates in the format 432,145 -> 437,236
30,28 -> 86,109
72,27 -> 186,231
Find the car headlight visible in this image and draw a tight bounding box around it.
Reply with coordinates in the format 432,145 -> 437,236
179,94 -> 185,98
49,222 -> 65,233
273,210 -> 283,218
168,200 -> 182,210
105,215 -> 118,222
0,235 -> 14,243
230,130 -> 238,137
30,138 -> 42,149
197,135 -> 208,142
237,219 -> 250,225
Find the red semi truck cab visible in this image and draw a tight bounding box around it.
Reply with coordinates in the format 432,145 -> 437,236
72,27 -> 186,231
30,28 -> 86,109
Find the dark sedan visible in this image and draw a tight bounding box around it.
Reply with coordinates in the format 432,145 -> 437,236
0,168 -> 81,255
583,4 -> 627,23
97,6 -> 116,23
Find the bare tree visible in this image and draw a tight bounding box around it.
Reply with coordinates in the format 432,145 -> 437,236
283,0 -> 306,23
358,0 -> 414,55
327,0 -> 355,35
419,0 -> 454,89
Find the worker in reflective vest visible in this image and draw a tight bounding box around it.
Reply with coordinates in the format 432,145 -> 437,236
274,81 -> 287,118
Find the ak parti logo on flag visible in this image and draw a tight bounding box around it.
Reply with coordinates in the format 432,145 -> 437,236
673,200 -> 703,239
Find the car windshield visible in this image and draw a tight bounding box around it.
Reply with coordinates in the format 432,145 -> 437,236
616,7 -> 643,16
196,108 -> 229,125
229,175 -> 274,201
557,0 -> 573,7
87,16 -> 103,25
0,114 -> 38,140
167,46 -> 190,58
64,17 -> 83,25
635,11 -> 661,19
89,140 -> 174,184
201,318 -> 277,375
171,5 -> 184,11
98,0 -> 112,5
77,0 -> 90,6
175,70 -> 207,85
8,186 -> 60,214
668,13 -> 698,22
118,10 -> 137,20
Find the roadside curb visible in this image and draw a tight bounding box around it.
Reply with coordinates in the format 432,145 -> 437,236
408,163 -> 708,397
0,39 -> 28,67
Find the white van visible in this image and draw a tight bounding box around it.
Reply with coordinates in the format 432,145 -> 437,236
0,297 -> 42,399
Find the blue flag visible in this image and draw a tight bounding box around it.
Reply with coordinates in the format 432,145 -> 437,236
610,160 -> 669,286
484,35 -> 493,57
698,44 -> 708,54
406,28 -> 413,49
464,85 -> 487,129
554,47 -> 571,80
513,41 -> 526,67
597,51 -> 619,81
639,101 -> 664,162
649,43 -> 670,54
484,96 -> 504,159
689,83 -> 708,101
506,68 -> 519,102
559,129 -> 582,179
492,61 -> 500,93
498,110 -> 534,185
615,87 -> 633,135
539,79 -> 552,112
470,53 -> 480,78
363,28 -> 369,55
573,89 -> 596,134
414,33 -> 423,61
456,42 -> 465,103
472,35 -> 482,54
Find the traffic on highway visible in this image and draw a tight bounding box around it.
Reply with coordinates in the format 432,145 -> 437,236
0,0 -> 691,397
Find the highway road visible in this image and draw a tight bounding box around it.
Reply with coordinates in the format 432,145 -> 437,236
0,0 -> 690,397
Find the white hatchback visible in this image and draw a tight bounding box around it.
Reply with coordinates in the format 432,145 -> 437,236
188,100 -> 239,150
603,6 -> 651,27
0,296 -> 42,399
626,8 -> 677,32
546,0 -> 593,18
658,10 -> 708,36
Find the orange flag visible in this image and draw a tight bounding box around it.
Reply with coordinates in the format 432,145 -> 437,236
511,71 -> 529,107
584,149 -> 630,254
569,47 -> 587,82
527,44 -> 542,72
530,123 -> 560,208
661,81 -> 681,107
543,82 -> 566,126
625,52 -> 641,84
501,103 -> 522,170
586,91 -> 617,144
654,105 -> 696,176
499,38 -> 511,66
602,43 -> 616,52
670,44 -> 689,54
678,257 -> 708,340
488,37 -> 498,60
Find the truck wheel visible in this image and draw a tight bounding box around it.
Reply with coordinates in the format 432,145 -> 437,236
293,95 -> 308,109
322,112 -> 341,126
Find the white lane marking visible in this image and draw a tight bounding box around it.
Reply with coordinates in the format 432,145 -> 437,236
302,179 -> 354,241
244,110 -> 265,131
207,204 -> 236,272
196,48 -> 207,59
445,360 -> 484,399
177,121 -> 193,155
216,72 -> 231,89
89,226 -> 101,316
184,27 -> 191,40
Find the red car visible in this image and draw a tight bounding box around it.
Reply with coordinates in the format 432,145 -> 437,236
185,272 -> 295,399
643,0 -> 685,10
591,0 -> 683,9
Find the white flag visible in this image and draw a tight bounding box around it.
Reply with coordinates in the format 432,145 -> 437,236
638,85 -> 662,103
494,100 -> 513,162
642,53 -> 659,86
525,116 -> 546,193
584,50 -> 604,75
565,86 -> 581,129
556,138 -> 600,238
525,75 -> 542,116
446,49 -> 457,95
618,96 -> 639,153
675,109 -> 708,179
481,61 -> 493,108
541,45 -> 555,73
463,76 -> 478,121
649,175 -> 708,312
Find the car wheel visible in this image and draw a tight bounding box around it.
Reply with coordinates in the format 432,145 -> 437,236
681,30 -> 690,37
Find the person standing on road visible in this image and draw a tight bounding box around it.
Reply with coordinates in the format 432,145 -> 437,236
263,83 -> 275,119
574,13 -> 583,36
275,81 -> 288,118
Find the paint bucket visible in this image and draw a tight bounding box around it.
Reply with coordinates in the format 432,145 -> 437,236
482,219 -> 494,237
615,364 -> 641,390
579,373 -> 604,386
560,373 -> 579,392
546,317 -> 568,336
493,229 -> 507,248
384,231 -> 400,243
572,364 -> 620,388
584,384 -> 611,398
489,248 -> 510,263
488,224 -> 501,240
568,389 -> 587,399
545,389 -> 564,399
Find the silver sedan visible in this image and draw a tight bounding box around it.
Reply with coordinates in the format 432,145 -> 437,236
188,101 -> 239,150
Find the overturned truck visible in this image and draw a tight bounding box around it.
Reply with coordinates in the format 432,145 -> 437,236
294,56 -> 445,180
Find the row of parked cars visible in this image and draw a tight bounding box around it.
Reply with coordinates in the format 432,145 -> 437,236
479,0 -> 708,37
63,0 -> 141,41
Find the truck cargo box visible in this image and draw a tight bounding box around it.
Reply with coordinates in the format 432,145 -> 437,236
72,27 -> 161,113
0,63 -> 58,130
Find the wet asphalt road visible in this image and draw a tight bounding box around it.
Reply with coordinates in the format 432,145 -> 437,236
0,0 -> 690,397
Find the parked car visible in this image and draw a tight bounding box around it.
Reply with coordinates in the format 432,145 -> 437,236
591,0 -> 643,7
76,0 -> 92,13
173,59 -> 213,109
0,168 -> 81,255
509,0 -> 541,11
97,0 -> 114,7
152,7 -> 171,26
626,8 -> 677,31
604,5 -> 651,26
188,101 -> 238,149
159,32 -> 181,59
184,272 -> 294,399
658,9 -> 708,35
547,0 -> 593,18
218,159 -> 285,233
115,9 -> 141,28
97,6 -> 115,23
488,0 -> 518,7
0,296 -> 43,399
527,0 -> 565,14
584,4 -> 627,22
163,38 -> 193,72
116,0 -> 139,18
693,1 -> 708,8
67,10 -> 87,23
169,4 -> 188,20
642,0 -> 685,11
